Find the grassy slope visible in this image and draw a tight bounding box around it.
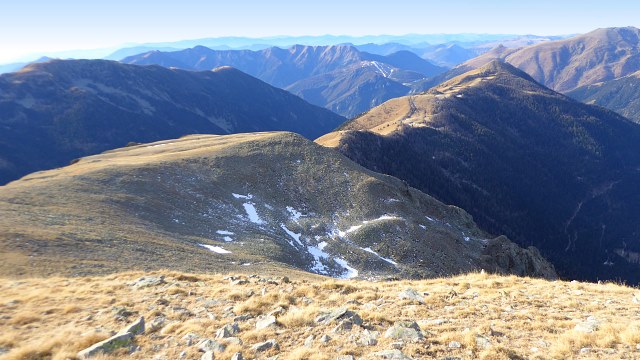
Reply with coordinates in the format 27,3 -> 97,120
0,271 -> 638,359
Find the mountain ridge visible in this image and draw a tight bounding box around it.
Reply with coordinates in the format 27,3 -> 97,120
317,60 -> 640,283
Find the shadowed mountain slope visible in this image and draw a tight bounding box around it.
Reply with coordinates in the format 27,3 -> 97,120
0,132 -> 555,280
318,61 -> 640,283
0,59 -> 345,184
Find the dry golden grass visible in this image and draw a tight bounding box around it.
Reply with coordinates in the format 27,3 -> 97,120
0,271 -> 639,359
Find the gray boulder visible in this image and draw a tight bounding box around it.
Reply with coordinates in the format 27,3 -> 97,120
384,321 -> 424,342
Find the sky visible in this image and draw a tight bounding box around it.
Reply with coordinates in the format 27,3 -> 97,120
1,0 -> 638,63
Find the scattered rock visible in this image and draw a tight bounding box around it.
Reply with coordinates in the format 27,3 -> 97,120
234,314 -> 253,322
113,307 -> 136,321
384,321 -> 424,342
179,351 -> 187,358
156,298 -> 170,306
231,353 -> 244,360
320,335 -> 332,343
149,316 -> 166,332
359,329 -> 379,346
574,316 -> 600,333
448,341 -> 462,348
304,335 -> 314,348
398,288 -> 425,304
252,339 -> 279,352
225,337 -> 243,346
117,316 -> 145,336
201,351 -> 215,360
130,276 -> 165,288
337,356 -> 356,360
579,348 -> 591,354
315,307 -> 363,326
232,279 -> 249,285
198,339 -> 226,353
332,319 -> 354,333
268,306 -> 286,317
373,349 -> 412,359
633,293 -> 640,304
182,333 -> 200,346
216,323 -> 240,338
77,333 -> 133,359
475,335 -> 491,349
256,315 -> 277,330
391,342 -> 404,349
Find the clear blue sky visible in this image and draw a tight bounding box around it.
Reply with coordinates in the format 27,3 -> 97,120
1,0 -> 638,62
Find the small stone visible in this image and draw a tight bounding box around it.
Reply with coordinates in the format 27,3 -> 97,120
130,276 -> 165,288
315,307 -> 362,326
268,306 -> 286,317
225,337 -> 243,346
448,341 -> 461,348
636,344 -> 640,350
117,316 -> 145,336
197,339 -> 226,353
337,356 -> 355,360
156,298 -> 170,306
304,335 -> 314,348
633,293 -> 640,304
179,351 -> 187,358
373,349 -> 412,359
201,351 -> 215,360
391,342 -> 404,349
574,317 -> 600,333
320,335 -> 332,343
256,315 -> 277,330
149,317 -> 166,332
398,288 -> 425,304
252,339 -> 279,352
77,333 -> 134,359
182,333 -> 200,346
384,321 -> 424,342
580,348 -> 591,354
231,353 -> 244,360
234,314 -> 252,322
232,279 -> 249,285
475,335 -> 491,349
359,329 -> 379,346
332,320 -> 353,333
216,323 -> 240,338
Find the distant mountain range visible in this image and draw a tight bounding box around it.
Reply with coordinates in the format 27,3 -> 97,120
0,59 -> 345,185
0,132 -> 555,279
568,71 -> 640,123
122,45 -> 447,117
318,61 -> 640,283
429,27 -> 640,94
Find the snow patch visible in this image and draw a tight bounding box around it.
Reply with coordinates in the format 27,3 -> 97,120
334,258 -> 359,279
361,247 -> 398,266
223,236 -> 233,242
199,244 -> 232,254
232,193 -> 252,200
287,206 -> 303,222
242,203 -> 264,224
216,230 -> 234,235
307,244 -> 329,274
419,224 -> 427,230
281,224 -> 303,247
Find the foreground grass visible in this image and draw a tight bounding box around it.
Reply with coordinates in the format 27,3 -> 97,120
0,271 -> 639,359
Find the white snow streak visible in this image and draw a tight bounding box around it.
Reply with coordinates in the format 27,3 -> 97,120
199,244 -> 232,254
216,230 -> 234,235
361,247 -> 398,266
334,258 -> 359,279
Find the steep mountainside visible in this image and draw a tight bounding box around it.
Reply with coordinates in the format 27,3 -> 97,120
122,45 -> 446,117
430,27 -> 640,93
0,132 -> 555,280
285,62 -> 417,118
317,61 -> 640,283
0,60 -> 345,185
567,70 -> 640,123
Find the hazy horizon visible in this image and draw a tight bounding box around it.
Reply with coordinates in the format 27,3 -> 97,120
1,0 -> 638,63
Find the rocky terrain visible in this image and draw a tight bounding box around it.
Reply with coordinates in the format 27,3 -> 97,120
1,271 -> 639,359
0,132 -> 554,280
